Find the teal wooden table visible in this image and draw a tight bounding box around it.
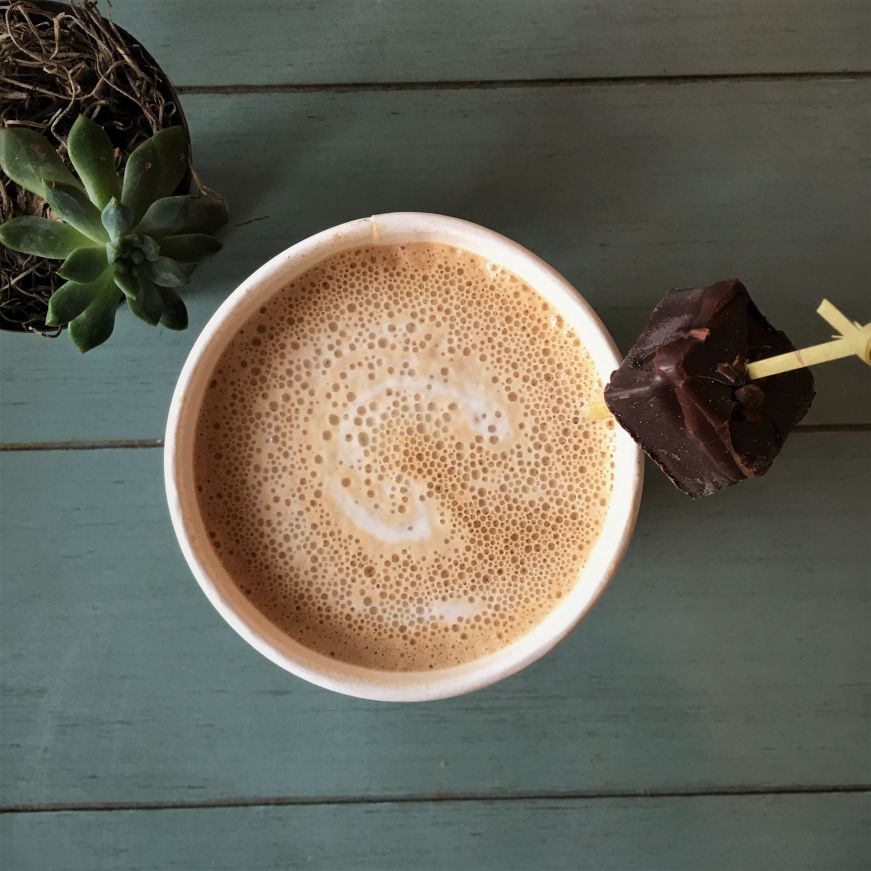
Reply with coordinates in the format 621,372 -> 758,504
1,2 -> 869,868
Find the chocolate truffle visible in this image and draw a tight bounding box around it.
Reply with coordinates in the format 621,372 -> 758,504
604,279 -> 815,497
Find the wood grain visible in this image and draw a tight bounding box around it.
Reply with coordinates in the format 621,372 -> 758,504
104,0 -> 871,86
2,793 -> 868,870
1,79 -> 869,443
1,433 -> 867,806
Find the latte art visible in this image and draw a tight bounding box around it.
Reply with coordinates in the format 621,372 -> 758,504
194,243 -> 615,670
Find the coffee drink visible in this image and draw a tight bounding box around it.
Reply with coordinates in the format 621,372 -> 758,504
193,243 -> 615,671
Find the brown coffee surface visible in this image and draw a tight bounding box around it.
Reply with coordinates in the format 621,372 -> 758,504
194,243 -> 615,671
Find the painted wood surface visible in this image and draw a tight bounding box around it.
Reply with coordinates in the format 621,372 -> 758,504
2,79 -> 869,443
2,3 -> 869,866
104,0 -> 871,86
2,793 -> 868,871
1,433 -> 867,807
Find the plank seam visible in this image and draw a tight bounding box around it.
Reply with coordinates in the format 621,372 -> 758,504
0,439 -> 164,451
176,71 -> 871,95
0,425 -> 867,452
2,784 -> 868,815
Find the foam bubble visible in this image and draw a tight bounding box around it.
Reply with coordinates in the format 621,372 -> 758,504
193,243 -> 615,670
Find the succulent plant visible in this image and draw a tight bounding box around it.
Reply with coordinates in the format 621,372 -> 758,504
0,116 -> 228,351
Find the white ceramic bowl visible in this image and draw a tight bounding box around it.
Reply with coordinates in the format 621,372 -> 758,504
165,213 -> 643,701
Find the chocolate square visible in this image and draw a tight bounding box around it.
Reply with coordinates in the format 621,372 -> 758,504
604,279 -> 814,497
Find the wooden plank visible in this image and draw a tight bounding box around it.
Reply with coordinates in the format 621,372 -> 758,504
2,793 -> 868,870
1,79 -> 869,443
105,0 -> 871,85
0,433 -> 867,806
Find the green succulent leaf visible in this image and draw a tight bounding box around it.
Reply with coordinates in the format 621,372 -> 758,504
128,271 -> 163,325
67,115 -> 121,208
158,233 -> 222,263
43,180 -> 108,243
67,271 -> 121,353
46,280 -> 100,326
157,286 -> 188,330
135,193 -> 228,237
0,126 -> 80,200
107,238 -> 124,264
0,216 -> 92,258
148,255 -> 189,288
121,127 -> 188,225
101,198 -> 133,239
58,247 -> 109,283
46,271 -> 119,352
113,266 -> 137,299
140,235 -> 160,262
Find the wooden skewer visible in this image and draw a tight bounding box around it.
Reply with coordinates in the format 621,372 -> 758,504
745,334 -> 868,379
747,299 -> 871,380
584,298 -> 869,422
816,298 -> 861,339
